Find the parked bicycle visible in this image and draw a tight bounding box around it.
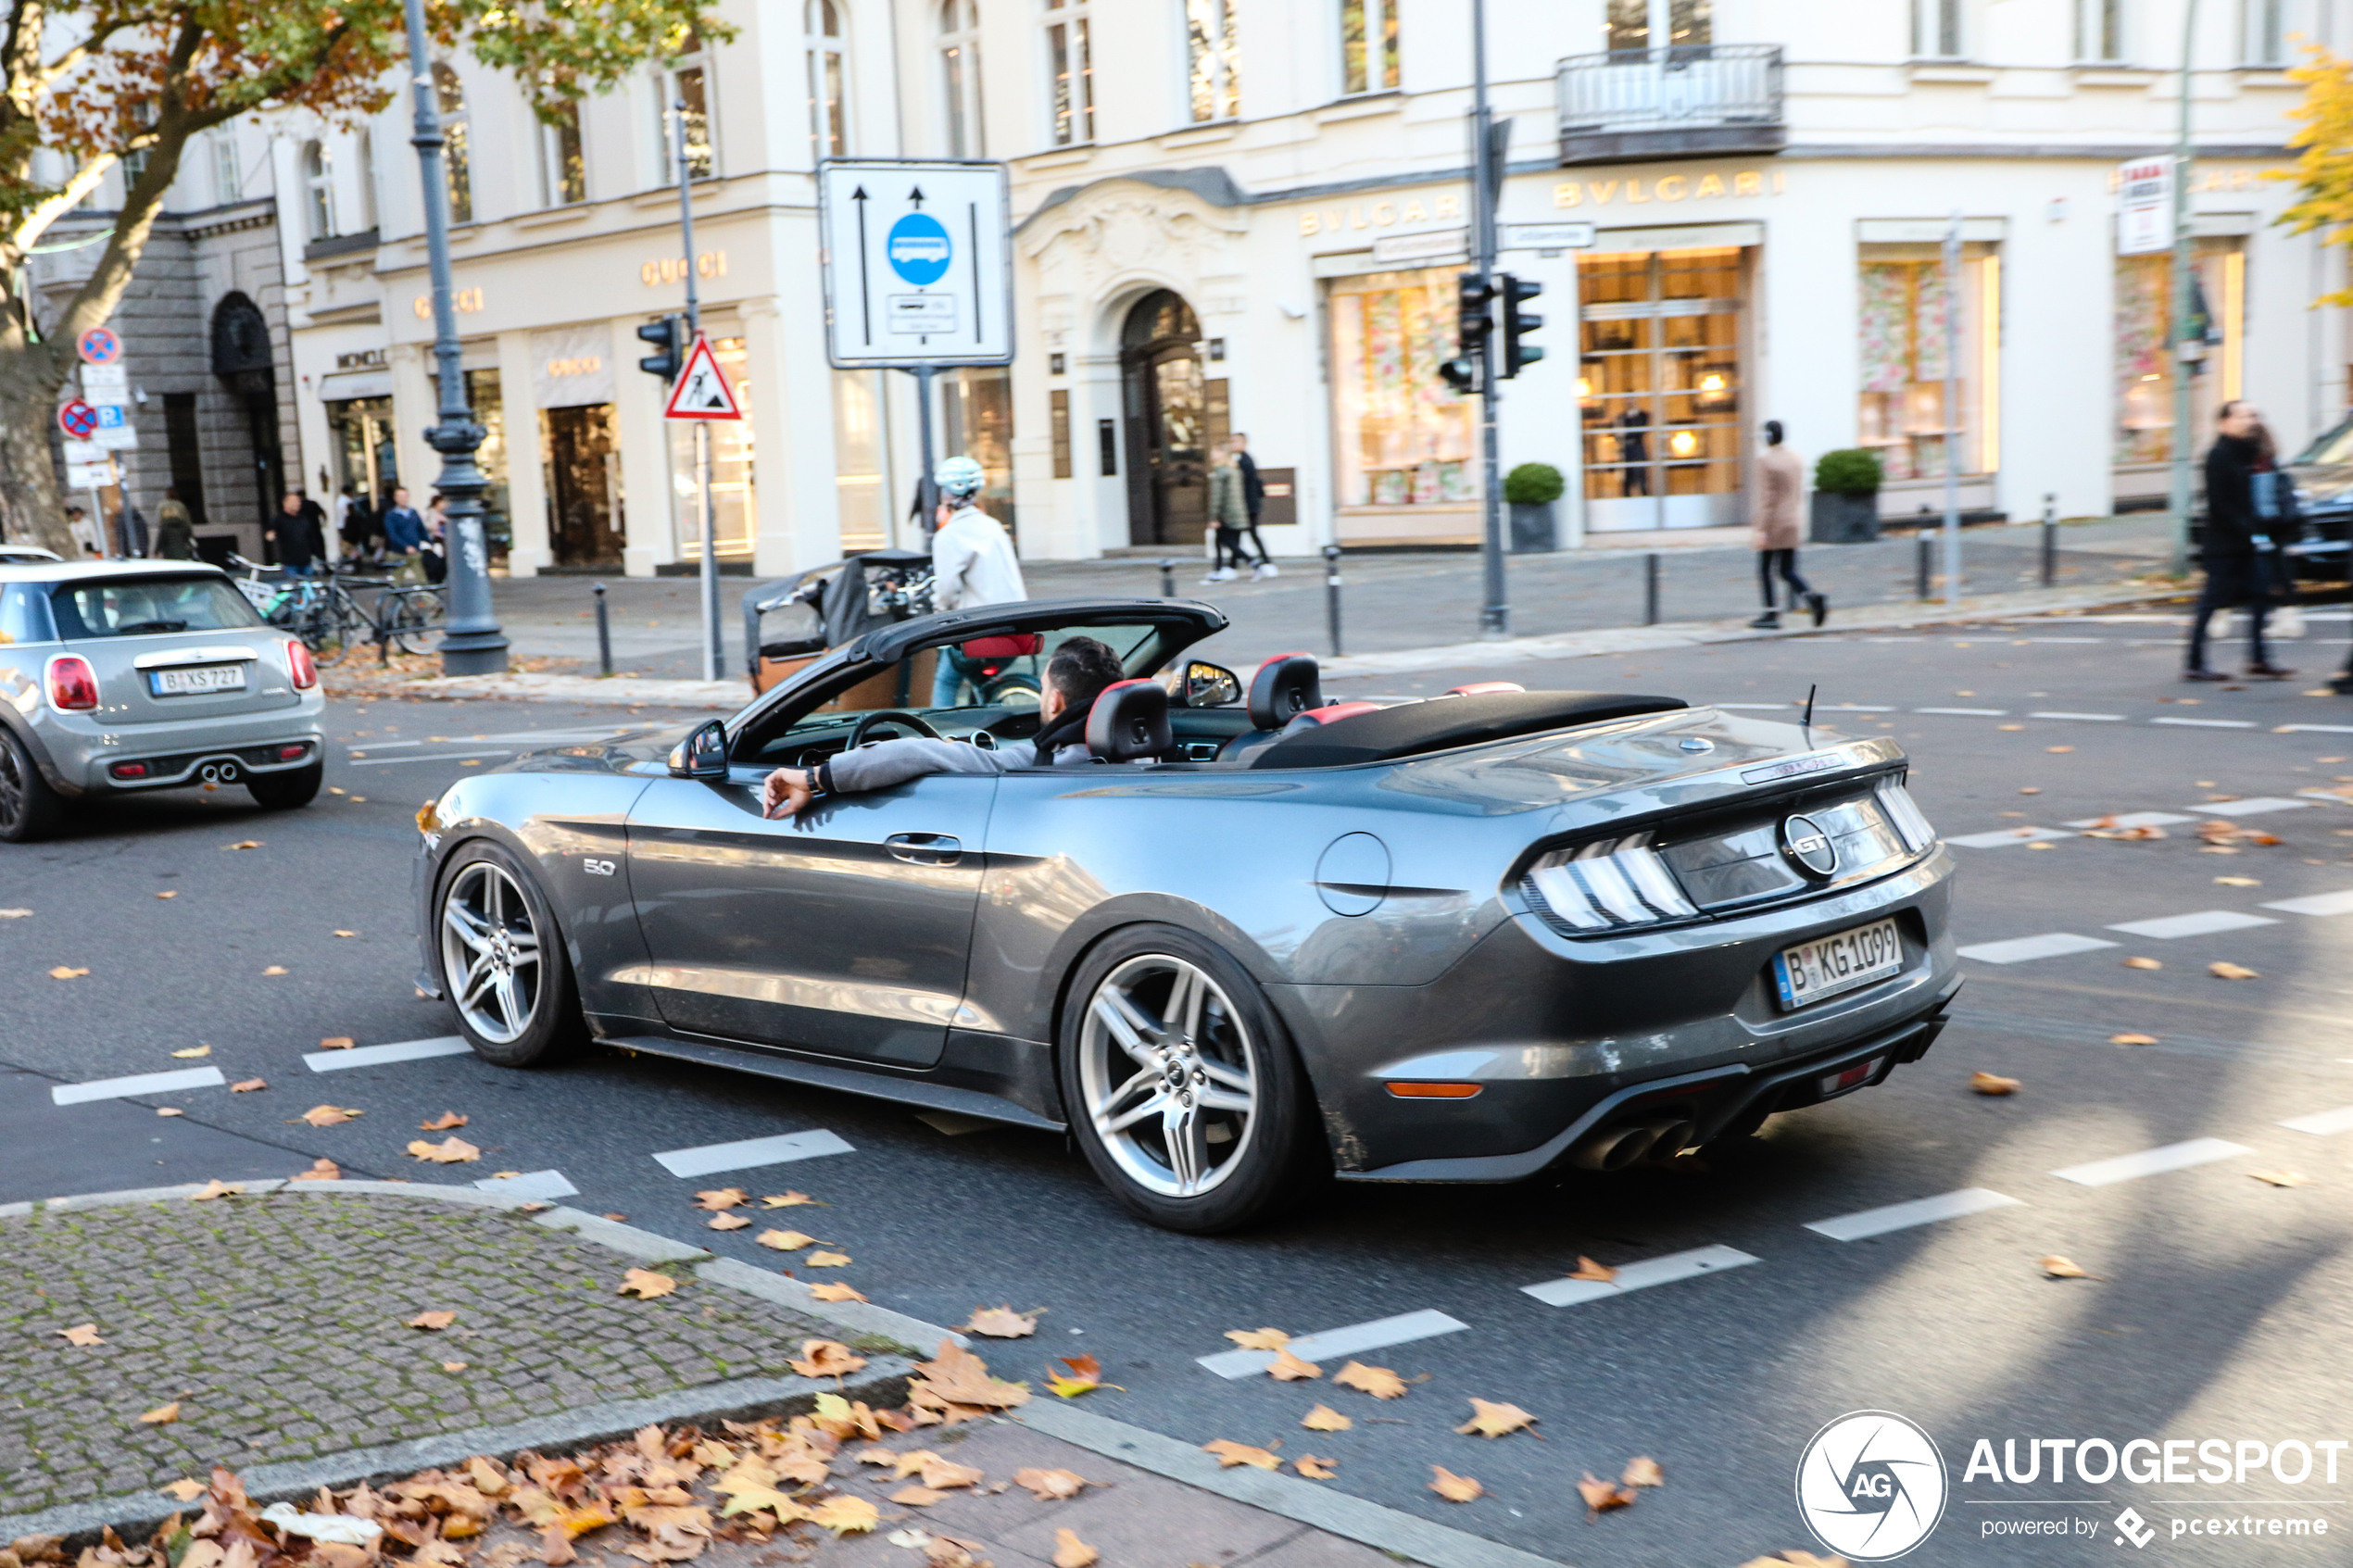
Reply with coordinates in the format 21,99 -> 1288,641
227,555 -> 444,664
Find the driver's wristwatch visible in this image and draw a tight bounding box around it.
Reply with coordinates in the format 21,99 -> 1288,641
810,760 -> 837,798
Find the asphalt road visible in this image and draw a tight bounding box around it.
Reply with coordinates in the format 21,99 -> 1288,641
8,609 -> 2353,1566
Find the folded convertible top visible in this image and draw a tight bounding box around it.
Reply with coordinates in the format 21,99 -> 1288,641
1248,690 -> 1688,770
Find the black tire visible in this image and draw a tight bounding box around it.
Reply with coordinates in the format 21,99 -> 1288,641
433,839 -> 586,1067
389,588 -> 446,656
245,760 -> 323,809
1057,923 -> 1325,1234
0,727 -> 66,843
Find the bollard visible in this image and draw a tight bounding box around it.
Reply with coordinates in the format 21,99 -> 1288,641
1916,533 -> 1932,600
2040,493 -> 2057,588
1643,552 -> 1660,626
1159,558 -> 1176,598
1323,544 -> 1344,659
594,582 -> 613,677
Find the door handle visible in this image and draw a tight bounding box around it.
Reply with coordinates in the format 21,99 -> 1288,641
886,833 -> 963,867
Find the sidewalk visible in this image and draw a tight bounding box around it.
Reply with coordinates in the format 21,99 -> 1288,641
0,1182 -> 1554,1568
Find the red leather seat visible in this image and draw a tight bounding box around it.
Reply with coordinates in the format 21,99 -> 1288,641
1087,679 -> 1173,763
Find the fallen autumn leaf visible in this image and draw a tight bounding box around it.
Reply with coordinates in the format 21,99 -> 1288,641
807,1282 -> 868,1303
1292,1455 -> 1338,1480
407,1136 -> 481,1163
1969,1072 -> 2020,1096
804,1249 -> 850,1267
1333,1361 -> 1408,1399
1455,1399 -> 1539,1438
1622,1456 -> 1665,1488
1051,1526 -> 1099,1568
1013,1468 -> 1093,1500
1202,1439 -> 1280,1470
137,1401 -> 181,1425
1302,1403 -> 1353,1431
2249,1171 -> 2314,1187
963,1305 -> 1038,1338
1223,1327 -> 1290,1350
2210,961 -> 2260,980
1267,1347 -> 1322,1382
158,1479 -> 206,1501
693,1187 -> 749,1210
230,1078 -> 266,1093
617,1270 -> 677,1299
408,1311 -> 457,1331
787,1340 -> 867,1379
170,1045 -> 210,1059
1428,1466 -> 1482,1502
706,1213 -> 751,1231
2109,1033 -> 2158,1047
301,1105 -> 362,1128
57,1323 -> 103,1347
2039,1255 -> 2097,1279
1567,1256 -> 1617,1283
1579,1472 -> 1636,1515
187,1179 -> 242,1201
2124,957 -> 2162,970
291,1158 -> 340,1182
420,1110 -> 469,1130
48,966 -> 88,979
319,1036 -> 356,1050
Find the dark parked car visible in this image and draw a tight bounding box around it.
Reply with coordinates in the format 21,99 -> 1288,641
413,596 -> 1958,1232
2284,412 -> 2353,583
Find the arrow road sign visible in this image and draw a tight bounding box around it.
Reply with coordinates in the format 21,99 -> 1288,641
818,159 -> 1013,369
75,325 -> 121,365
661,334 -> 743,421
57,399 -> 99,439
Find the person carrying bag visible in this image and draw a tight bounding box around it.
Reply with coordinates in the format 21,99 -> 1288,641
2251,422 -> 2305,642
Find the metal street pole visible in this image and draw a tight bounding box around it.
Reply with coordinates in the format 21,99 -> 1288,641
1472,0 -> 1508,637
674,100 -> 723,684
1940,209 -> 1962,607
2167,0 -> 2202,579
402,0 -> 507,675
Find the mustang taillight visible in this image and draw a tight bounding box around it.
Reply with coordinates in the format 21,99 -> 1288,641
45,655 -> 98,712
1876,777 -> 1938,852
1523,833 -> 1697,933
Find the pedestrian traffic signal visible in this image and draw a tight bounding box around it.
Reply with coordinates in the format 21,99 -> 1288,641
635,315 -> 686,381
1500,274 -> 1545,379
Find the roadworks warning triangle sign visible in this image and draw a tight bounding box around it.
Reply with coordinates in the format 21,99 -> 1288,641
663,334 -> 743,420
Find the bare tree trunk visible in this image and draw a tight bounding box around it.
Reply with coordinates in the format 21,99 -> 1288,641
0,335 -> 72,555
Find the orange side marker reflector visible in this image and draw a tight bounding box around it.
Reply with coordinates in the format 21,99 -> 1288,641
1386,1082 -> 1482,1099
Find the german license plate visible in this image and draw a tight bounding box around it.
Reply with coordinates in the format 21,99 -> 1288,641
1773,918 -> 1903,1010
150,664 -> 245,696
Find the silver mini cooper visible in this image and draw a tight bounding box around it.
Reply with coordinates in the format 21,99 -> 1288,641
0,559 -> 326,841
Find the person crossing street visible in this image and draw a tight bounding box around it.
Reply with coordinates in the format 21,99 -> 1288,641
2187,399 -> 2296,682
1749,420 -> 1825,630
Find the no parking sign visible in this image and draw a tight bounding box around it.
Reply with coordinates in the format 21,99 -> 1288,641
75,325 -> 122,365
57,399 -> 99,439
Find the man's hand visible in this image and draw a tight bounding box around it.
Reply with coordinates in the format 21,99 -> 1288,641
761,766 -> 813,820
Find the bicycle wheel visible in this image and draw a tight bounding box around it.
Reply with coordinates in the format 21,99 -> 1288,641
306,587 -> 358,666
389,588 -> 447,656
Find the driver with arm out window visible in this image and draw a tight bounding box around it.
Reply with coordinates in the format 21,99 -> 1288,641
761,636 -> 1124,820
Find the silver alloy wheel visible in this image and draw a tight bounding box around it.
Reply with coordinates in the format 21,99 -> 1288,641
1078,953 -> 1259,1198
439,860 -> 543,1045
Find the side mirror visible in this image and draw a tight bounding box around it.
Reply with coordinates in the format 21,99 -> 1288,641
1185,660 -> 1241,709
667,719 -> 729,780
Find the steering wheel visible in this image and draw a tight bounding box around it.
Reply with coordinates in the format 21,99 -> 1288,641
848,709 -> 944,747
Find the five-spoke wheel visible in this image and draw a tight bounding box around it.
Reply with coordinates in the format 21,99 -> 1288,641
435,844 -> 583,1065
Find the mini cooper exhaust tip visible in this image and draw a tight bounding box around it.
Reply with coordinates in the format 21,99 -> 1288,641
198,760 -> 242,784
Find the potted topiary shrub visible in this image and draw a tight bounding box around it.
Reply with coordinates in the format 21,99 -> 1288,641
1810,448 -> 1883,544
1504,462 -> 1566,553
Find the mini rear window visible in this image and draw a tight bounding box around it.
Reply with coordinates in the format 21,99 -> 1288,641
50,574 -> 263,639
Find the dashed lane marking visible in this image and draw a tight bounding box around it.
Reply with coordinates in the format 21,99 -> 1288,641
2280,1106 -> 2353,1136
2031,710 -> 2125,721
473,1169 -> 579,1199
2282,724 -> 2353,734
2262,890 -> 2353,917
2186,797 -> 2315,817
52,1066 -> 225,1106
2051,1138 -> 2251,1187
306,1036 -> 472,1072
1196,1309 -> 1470,1378
2063,811 -> 2195,829
2105,909 -> 2281,940
1710,702 -> 1788,710
2152,717 -> 2257,729
1947,827 -> 2075,848
1915,707 -> 2009,716
650,1129 -> 855,1178
1957,933 -> 2118,964
1805,1187 -> 2023,1242
351,750 -> 517,767
1522,1245 -> 1761,1307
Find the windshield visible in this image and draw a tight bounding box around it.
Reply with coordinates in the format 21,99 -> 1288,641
51,574 -> 264,638
2291,413 -> 2353,468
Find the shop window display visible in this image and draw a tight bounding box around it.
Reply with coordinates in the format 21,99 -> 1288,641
1578,247 -> 1743,528
945,366 -> 1015,539
2114,243 -> 2243,467
1329,267 -> 1476,510
1856,245 -> 1997,482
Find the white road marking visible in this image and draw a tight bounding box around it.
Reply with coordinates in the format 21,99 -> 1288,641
2063,811 -> 2194,829
2280,1105 -> 2353,1136
651,1129 -> 855,1178
1915,707 -> 2009,716
1710,702 -> 1788,709
305,1036 -> 472,1072
2032,710 -> 2125,721
1818,704 -> 1896,712
1196,1309 -> 1469,1378
2022,638 -> 2106,645
2282,724 -> 2353,734
1522,1245 -> 1762,1307
2105,909 -> 2280,939
2185,797 -> 2315,817
346,741 -> 423,750
2051,1138 -> 2251,1187
473,1169 -> 579,1199
1957,933 -> 2119,964
2262,890 -> 2353,917
1948,827 -> 2075,848
2152,718 -> 2256,729
53,1067 -> 226,1106
351,750 -> 516,767
1805,1187 -> 2022,1242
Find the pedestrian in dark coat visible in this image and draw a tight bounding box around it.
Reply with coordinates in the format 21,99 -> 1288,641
2188,400 -> 2295,681
1230,433 -> 1276,579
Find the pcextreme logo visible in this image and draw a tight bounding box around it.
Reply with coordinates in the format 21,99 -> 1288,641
1795,1411 -> 1950,1561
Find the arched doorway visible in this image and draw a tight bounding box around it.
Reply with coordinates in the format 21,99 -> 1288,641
209,292 -> 283,525
1120,290 -> 1208,547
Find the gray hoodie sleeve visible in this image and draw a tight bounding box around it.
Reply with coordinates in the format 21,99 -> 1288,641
823,736 -> 1016,792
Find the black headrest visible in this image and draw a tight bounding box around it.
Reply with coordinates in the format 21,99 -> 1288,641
1248,653 -> 1322,729
1250,691 -> 1688,769
1088,679 -> 1172,763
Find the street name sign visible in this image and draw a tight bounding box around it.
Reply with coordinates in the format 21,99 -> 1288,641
818,158 -> 1013,368
662,334 -> 743,420
2116,157 -> 2171,256
1502,221 -> 1597,250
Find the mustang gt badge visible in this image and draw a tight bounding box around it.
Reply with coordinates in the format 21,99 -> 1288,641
1781,814 -> 1840,878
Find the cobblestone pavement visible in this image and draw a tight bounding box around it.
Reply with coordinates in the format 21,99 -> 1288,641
0,1190 -> 830,1516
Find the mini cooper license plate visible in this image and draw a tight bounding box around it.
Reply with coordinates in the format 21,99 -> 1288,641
1773,918 -> 1902,1010
150,664 -> 245,696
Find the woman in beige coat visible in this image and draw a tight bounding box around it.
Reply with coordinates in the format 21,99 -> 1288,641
1751,420 -> 1826,628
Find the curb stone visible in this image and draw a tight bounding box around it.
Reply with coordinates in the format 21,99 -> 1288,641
1,1179 -> 1572,1568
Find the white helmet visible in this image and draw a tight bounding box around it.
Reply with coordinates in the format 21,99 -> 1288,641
935,455 -> 987,499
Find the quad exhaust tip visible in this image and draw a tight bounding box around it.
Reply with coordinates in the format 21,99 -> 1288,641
1568,1116 -> 1699,1172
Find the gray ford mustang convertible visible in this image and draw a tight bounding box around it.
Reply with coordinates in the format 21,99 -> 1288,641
414,596 -> 1958,1232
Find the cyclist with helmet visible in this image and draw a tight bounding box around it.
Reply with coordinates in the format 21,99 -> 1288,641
927,455 -> 1028,708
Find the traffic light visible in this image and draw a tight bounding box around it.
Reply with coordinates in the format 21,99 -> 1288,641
1443,273 -> 1496,395
635,315 -> 685,381
1500,274 -> 1545,379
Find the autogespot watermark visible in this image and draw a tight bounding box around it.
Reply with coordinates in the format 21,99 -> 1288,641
1796,1413 -> 2344,1556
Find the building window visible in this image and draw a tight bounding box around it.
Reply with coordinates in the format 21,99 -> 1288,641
465,370 -> 510,552
1328,268 -> 1477,512
939,0 -> 984,157
1911,0 -> 1960,58
356,129 -> 378,229
1051,389 -> 1072,478
2115,241 -> 2244,468
659,29 -> 715,179
302,140 -> 336,240
212,131 -> 241,205
671,336 -> 756,556
1857,245 -> 2000,482
1579,247 -> 1745,527
2075,0 -> 2123,61
1604,0 -> 1709,57
1340,0 -> 1398,94
2243,0 -> 2286,65
540,100 -> 585,206
1046,0 -> 1093,145
833,370 -> 888,550
944,366 -> 1015,535
809,0 -> 849,160
1188,0 -> 1239,123
434,64 -> 472,223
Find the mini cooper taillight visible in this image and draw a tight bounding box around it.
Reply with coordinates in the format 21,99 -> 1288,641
45,655 -> 98,712
1522,832 -> 1698,933
286,639 -> 318,690
1875,777 -> 1938,853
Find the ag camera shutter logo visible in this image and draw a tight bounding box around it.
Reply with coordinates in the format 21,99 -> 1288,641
1795,1411 -> 1948,1560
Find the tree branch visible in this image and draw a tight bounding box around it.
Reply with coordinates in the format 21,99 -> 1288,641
10,146 -> 113,254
